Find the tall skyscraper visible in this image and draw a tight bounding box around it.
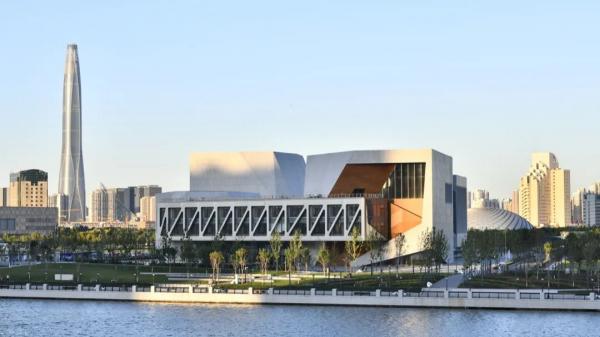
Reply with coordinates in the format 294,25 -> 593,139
518,152 -> 571,227
59,44 -> 86,222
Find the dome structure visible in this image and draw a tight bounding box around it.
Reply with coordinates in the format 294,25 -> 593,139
467,207 -> 534,230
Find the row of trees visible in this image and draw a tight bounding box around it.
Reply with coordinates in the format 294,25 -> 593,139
460,227 -> 600,288
1,227 -> 156,263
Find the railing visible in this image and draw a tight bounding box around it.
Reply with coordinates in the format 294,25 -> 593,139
520,292 -> 541,300
155,286 -> 189,293
272,289 -> 311,296
0,284 -> 598,306
546,293 -> 588,300
472,292 -> 516,299
404,291 -> 444,298
448,291 -> 468,298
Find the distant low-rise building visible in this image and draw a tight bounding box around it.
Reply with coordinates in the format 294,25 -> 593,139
0,207 -> 57,234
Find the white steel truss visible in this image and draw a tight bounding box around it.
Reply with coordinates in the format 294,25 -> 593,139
157,197 -> 367,242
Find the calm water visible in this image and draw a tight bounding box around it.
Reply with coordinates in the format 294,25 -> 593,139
0,299 -> 597,337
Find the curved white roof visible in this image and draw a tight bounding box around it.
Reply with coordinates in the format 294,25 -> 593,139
468,207 -> 534,230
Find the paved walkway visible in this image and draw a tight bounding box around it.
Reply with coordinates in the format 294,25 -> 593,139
431,274 -> 464,289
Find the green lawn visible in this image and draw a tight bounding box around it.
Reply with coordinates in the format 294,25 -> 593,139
0,263 -> 445,291
0,263 -> 211,285
220,272 -> 446,292
460,272 -> 598,289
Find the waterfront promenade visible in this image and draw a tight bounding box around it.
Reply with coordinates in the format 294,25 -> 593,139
1,284 -> 599,311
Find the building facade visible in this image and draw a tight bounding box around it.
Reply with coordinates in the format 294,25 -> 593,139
518,152 -> 571,227
58,44 -> 86,222
582,192 -> 600,227
0,187 -> 7,207
139,196 -> 157,229
158,149 -> 467,265
90,185 -> 162,223
190,152 -> 305,197
8,169 -> 48,207
0,207 -> 57,234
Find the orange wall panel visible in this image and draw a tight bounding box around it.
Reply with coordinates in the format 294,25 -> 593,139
390,198 -> 423,238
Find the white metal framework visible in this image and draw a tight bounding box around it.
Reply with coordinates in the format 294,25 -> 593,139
157,197 -> 367,242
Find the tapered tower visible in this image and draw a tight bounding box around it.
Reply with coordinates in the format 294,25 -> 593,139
59,44 -> 86,222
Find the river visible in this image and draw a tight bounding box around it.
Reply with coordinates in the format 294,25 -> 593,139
0,299 -> 595,337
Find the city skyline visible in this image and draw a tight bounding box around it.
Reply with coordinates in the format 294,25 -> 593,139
1,1 -> 600,199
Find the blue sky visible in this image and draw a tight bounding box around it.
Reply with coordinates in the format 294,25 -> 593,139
1,1 -> 599,199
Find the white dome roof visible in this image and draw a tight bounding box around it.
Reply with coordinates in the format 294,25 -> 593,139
468,207 -> 533,230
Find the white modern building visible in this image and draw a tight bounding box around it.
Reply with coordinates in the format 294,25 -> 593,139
189,152 -> 305,197
157,149 -> 467,264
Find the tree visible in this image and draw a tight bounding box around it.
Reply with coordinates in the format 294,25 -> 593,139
394,233 -> 406,277
344,227 -> 362,275
209,250 -> 224,283
317,243 -> 330,276
461,234 -> 478,276
270,232 -> 282,272
180,237 -> 196,265
300,247 -> 311,272
543,241 -> 553,263
421,228 -> 448,273
284,248 -> 294,273
289,230 -> 303,271
257,248 -> 271,275
284,247 -> 294,284
234,247 -> 248,276
366,230 -> 384,275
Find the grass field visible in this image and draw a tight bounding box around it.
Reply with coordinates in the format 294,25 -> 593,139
460,272 -> 598,290
0,263 -> 209,285
220,272 -> 446,291
0,263 -> 445,291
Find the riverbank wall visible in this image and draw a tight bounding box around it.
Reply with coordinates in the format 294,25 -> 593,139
1,284 -> 599,311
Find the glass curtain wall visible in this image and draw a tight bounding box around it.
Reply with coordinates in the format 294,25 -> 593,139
382,163 -> 426,199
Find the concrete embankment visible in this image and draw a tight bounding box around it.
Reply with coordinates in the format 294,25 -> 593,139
0,284 -> 599,311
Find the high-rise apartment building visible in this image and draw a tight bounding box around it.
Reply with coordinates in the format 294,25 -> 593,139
582,192 -> 600,227
571,188 -> 586,225
48,194 -> 69,224
518,152 -> 571,227
59,44 -> 86,222
139,196 -> 157,229
8,169 -> 48,207
90,185 -> 162,223
468,189 -> 499,209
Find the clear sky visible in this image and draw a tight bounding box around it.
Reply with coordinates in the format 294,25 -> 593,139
1,1 -> 599,200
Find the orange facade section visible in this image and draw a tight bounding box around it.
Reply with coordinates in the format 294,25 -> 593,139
329,164 -> 395,196
390,198 -> 423,238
